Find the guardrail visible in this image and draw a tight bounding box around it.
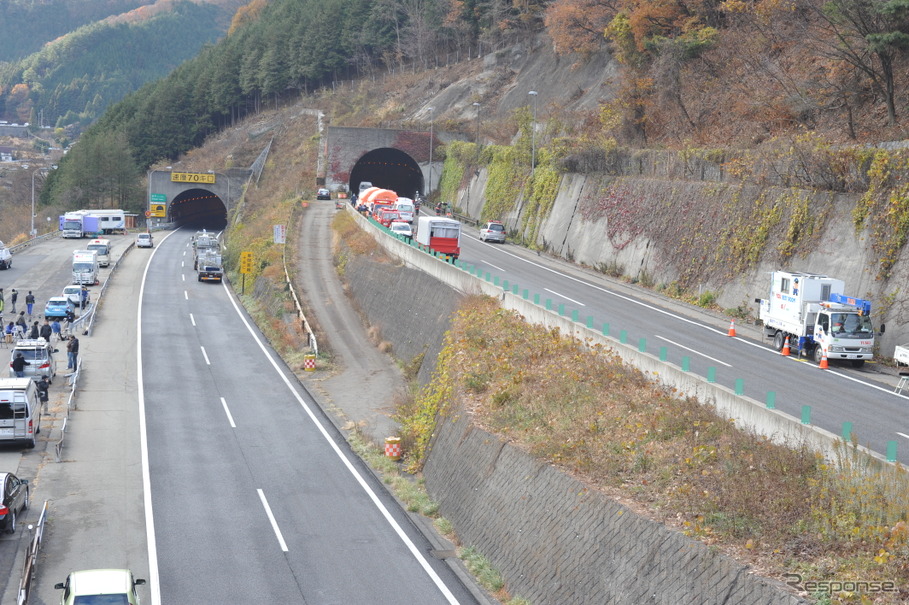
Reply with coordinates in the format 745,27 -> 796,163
9,231 -> 59,254
284,204 -> 318,355
16,500 -> 49,605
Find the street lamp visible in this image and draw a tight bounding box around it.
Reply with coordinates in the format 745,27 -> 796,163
473,102 -> 481,168
31,167 -> 52,238
528,90 -> 538,171
427,107 -> 434,196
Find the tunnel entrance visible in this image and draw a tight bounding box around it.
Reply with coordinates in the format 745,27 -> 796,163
169,187 -> 227,230
349,148 -> 424,199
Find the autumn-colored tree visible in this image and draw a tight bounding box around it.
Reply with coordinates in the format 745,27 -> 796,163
544,0 -> 618,56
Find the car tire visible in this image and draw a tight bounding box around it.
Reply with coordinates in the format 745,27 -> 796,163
22,488 -> 29,512
6,510 -> 15,533
25,435 -> 35,449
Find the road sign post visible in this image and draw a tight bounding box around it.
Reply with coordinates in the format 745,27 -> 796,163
240,251 -> 253,294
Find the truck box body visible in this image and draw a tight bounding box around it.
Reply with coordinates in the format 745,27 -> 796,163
85,210 -> 125,234
72,250 -> 99,285
60,211 -> 87,238
758,271 -> 874,365
416,216 -> 461,258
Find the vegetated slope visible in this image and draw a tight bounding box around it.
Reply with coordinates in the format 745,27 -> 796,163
0,0 -> 148,61
0,0 -> 237,129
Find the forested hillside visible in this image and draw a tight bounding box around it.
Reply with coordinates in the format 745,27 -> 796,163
40,0 -> 909,212
0,0 -> 149,61
0,0 -> 243,128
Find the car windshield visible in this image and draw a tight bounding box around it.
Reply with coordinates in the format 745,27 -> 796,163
396,204 -> 414,212
63,221 -> 81,230
73,596 -> 130,604
830,312 -> 874,336
487,223 -> 505,232
87,245 -> 108,254
73,262 -> 93,271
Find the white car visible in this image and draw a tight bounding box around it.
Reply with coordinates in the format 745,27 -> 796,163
55,569 -> 146,605
62,285 -> 89,307
390,221 -> 413,239
136,233 -> 154,248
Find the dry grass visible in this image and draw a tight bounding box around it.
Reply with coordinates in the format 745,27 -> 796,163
400,295 -> 909,603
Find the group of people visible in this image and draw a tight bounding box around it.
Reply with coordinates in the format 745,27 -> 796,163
0,288 -> 37,316
4,316 -> 63,343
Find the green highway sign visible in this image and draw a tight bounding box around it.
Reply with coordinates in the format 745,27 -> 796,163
150,193 -> 166,202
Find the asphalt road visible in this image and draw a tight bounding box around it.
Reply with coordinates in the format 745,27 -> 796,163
141,230 -> 474,604
454,226 -> 909,464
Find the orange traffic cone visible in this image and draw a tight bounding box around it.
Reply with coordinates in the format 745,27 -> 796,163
727,320 -> 736,337
781,336 -> 790,356
818,348 -> 829,370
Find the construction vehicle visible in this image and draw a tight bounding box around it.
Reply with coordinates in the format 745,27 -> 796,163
757,271 -> 877,367
71,250 -> 99,285
196,250 -> 223,282
191,230 -> 220,269
59,209 -> 126,237
415,216 -> 461,259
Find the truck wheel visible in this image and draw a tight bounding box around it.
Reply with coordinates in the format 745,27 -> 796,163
773,331 -> 786,351
851,360 -> 865,368
813,346 -> 824,364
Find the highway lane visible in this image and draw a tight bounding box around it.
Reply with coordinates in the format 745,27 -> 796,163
456,230 -> 909,464
142,231 -> 474,604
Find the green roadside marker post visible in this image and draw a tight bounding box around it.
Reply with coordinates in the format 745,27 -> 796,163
735,378 -> 744,395
681,356 -> 690,372
638,338 -> 646,353
620,330 -> 628,344
571,309 -> 579,322
887,441 -> 897,463
842,422 -> 853,441
659,346 -> 667,361
707,367 -> 717,383
534,293 -> 540,305
586,316 -> 593,328
801,405 -> 811,425
546,299 -> 552,310
558,304 -> 565,316
602,323 -> 610,336
766,391 -> 776,409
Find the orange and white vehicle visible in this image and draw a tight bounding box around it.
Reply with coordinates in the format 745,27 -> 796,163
377,209 -> 401,227
416,216 -> 461,259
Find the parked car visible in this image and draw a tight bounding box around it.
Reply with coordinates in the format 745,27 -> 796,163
377,209 -> 401,227
136,233 -> 153,248
390,221 -> 413,239
55,569 -> 146,605
45,296 -> 76,322
0,472 -> 29,533
0,241 -> 11,269
10,338 -> 58,381
62,285 -> 89,307
479,220 -> 507,243
317,188 -> 331,200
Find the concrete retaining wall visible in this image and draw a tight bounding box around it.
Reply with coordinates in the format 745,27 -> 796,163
344,208 -> 819,603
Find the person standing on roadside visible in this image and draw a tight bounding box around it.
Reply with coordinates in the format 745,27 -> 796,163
67,335 -> 79,370
25,291 -> 35,318
4,322 -> 13,344
0,288 -> 5,313
28,321 -> 39,340
10,288 -> 17,313
40,319 -> 52,342
50,318 -> 62,342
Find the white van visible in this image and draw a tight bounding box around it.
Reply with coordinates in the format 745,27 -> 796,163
86,238 -> 111,267
0,378 -> 41,448
0,241 -> 11,270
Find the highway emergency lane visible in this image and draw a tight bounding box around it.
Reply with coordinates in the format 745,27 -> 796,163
458,232 -> 909,465
141,230 -> 473,604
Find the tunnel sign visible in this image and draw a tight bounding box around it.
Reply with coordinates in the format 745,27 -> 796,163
171,171 -> 215,184
148,203 -> 166,217
150,193 -> 166,202
240,251 -> 253,274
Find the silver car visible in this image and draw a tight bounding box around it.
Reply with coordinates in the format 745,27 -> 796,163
479,221 -> 506,243
10,339 -> 57,381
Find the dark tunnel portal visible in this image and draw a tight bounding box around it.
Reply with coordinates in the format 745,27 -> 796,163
349,148 -> 424,198
168,187 -> 227,230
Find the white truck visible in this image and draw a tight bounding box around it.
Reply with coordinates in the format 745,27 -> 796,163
71,250 -> 99,285
757,271 -> 877,367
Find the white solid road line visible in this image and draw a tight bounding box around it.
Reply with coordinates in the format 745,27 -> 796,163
219,279 -> 462,604
220,397 -> 236,428
656,335 -> 732,367
200,346 -> 211,365
898,432 -> 909,440
258,489 -> 289,552
544,287 -> 585,307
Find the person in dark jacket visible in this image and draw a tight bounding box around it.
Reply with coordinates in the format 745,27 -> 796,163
28,321 -> 39,339
15,311 -> 27,335
35,376 -> 49,404
12,353 -> 26,377
25,291 -> 35,317
10,288 -> 17,313
67,335 -> 79,370
39,319 -> 52,341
